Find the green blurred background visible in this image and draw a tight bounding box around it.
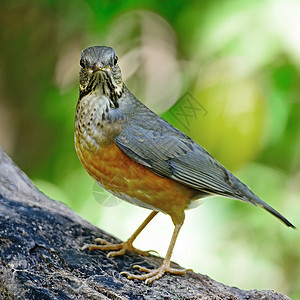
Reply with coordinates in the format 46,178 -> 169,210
0,0 -> 299,297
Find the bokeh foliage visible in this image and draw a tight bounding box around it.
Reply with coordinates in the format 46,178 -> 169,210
0,0 -> 299,297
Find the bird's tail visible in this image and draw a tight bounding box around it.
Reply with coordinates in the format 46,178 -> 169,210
251,195 -> 295,228
229,173 -> 296,228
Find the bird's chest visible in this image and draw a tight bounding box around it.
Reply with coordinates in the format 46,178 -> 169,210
75,140 -> 155,209
75,93 -> 124,152
75,139 -> 198,217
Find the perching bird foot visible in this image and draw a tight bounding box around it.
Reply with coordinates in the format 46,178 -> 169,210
121,263 -> 192,284
82,237 -> 157,257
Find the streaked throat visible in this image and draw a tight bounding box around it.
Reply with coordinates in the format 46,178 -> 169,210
86,71 -> 123,109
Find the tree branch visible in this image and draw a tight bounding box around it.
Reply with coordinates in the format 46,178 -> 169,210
0,147 -> 290,299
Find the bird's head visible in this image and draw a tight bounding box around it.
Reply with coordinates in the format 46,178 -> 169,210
79,46 -> 123,107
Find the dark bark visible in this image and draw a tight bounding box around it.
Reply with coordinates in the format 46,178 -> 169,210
0,147 -> 290,299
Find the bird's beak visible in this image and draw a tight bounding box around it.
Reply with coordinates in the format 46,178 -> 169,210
92,62 -> 112,72
93,62 -> 104,71
86,63 -> 112,76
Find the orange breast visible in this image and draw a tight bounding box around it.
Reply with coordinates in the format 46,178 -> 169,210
75,140 -> 198,222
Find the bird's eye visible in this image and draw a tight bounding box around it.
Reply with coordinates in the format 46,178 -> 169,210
80,58 -> 85,68
113,56 -> 118,65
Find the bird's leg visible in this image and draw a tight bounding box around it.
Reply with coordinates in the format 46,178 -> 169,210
121,215 -> 192,284
82,211 -> 158,257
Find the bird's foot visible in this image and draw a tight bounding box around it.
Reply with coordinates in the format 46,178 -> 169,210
82,238 -> 157,257
121,262 -> 192,284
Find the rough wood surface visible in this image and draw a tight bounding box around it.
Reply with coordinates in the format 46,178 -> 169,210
0,147 -> 290,299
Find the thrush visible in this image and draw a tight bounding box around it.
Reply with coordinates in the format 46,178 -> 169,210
75,46 -> 295,284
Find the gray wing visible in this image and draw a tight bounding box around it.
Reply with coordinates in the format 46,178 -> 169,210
114,111 -> 245,201
114,105 -> 295,228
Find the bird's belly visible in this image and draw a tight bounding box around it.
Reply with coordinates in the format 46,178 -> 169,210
75,140 -> 199,218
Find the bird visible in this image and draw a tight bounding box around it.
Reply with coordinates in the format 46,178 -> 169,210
75,45 -> 295,284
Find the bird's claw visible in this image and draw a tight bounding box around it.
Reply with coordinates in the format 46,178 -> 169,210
82,238 -> 153,257
121,263 -> 192,284
94,237 -> 110,245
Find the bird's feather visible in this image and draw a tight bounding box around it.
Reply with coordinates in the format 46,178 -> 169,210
115,103 -> 246,201
114,100 -> 295,228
